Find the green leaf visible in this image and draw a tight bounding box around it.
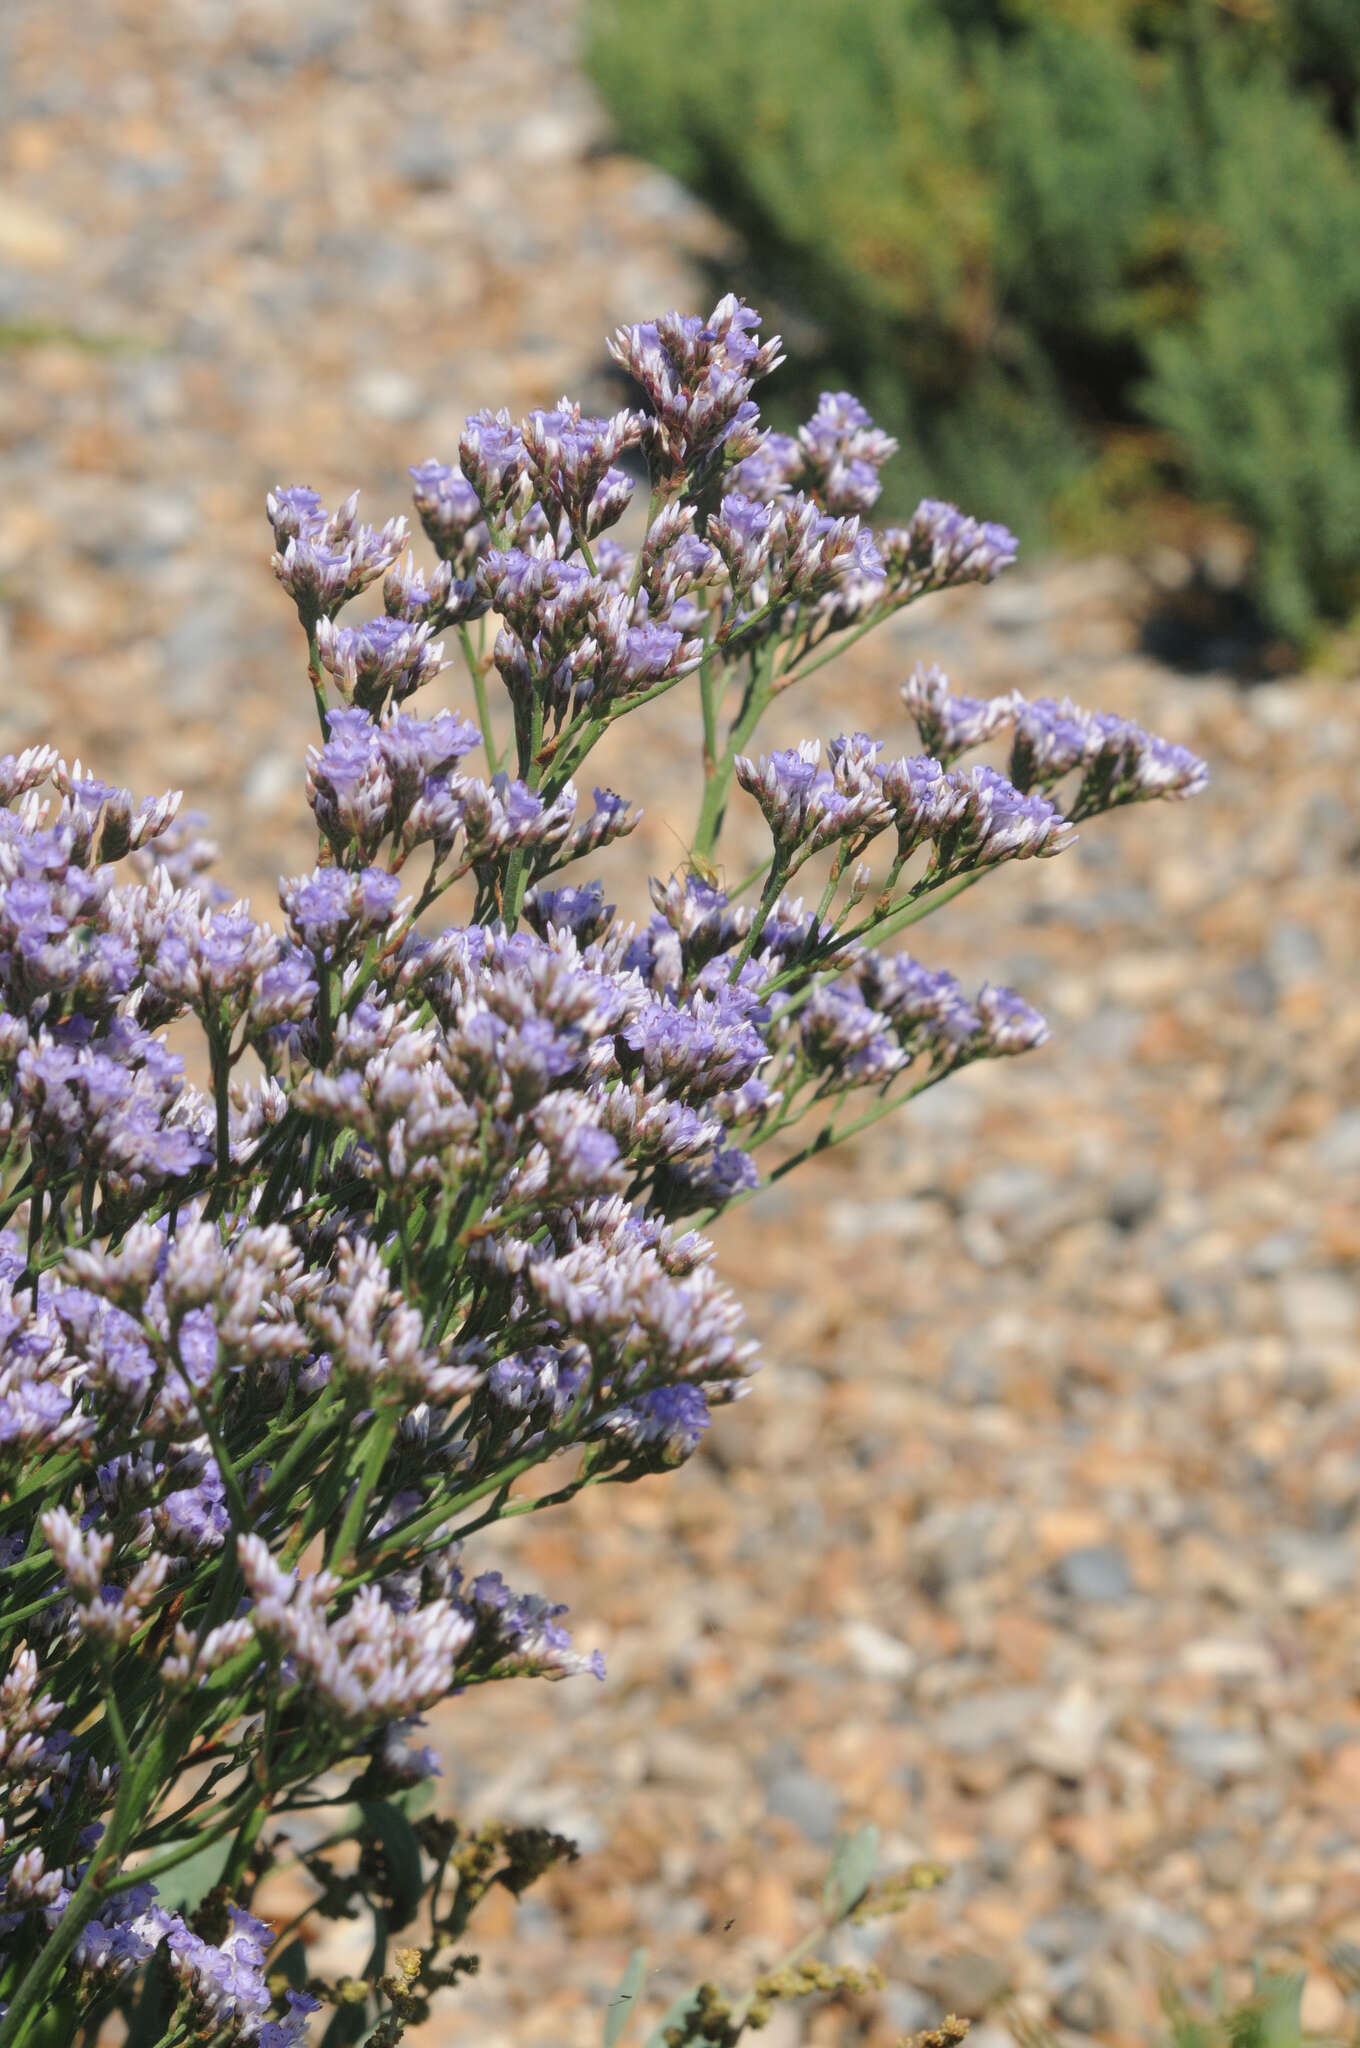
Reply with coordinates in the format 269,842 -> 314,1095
1243,1972 -> 1306,2048
359,1798 -> 425,1929
25,1998 -> 82,2048
821,1824 -> 879,1921
392,1777 -> 438,1823
269,1939 -> 310,1990
604,1947 -> 648,2048
148,1833 -> 235,1915
319,1994 -> 371,2048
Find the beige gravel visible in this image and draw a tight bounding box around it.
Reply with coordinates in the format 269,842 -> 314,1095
1,3 -> 1357,2044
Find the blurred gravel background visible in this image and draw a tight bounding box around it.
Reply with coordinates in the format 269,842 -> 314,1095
1,4 -> 1358,2045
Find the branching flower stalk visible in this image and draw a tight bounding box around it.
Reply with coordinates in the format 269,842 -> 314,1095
0,297 -> 1206,2047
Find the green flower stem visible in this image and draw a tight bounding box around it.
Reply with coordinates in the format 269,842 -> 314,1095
451,1465 -> 608,1545
208,1025 -> 232,1184
500,847 -> 527,930
0,1453 -> 85,1550
772,594 -> 910,692
537,651 -> 707,800
570,525 -> 599,576
23,1186 -> 43,1303
699,648 -> 723,777
728,853 -> 774,898
98,1663 -> 135,1778
728,860 -> 789,978
326,1409 -> 398,1572
813,850 -> 849,926
227,1391 -> 345,1533
759,866 -> 984,1004
625,491 -> 664,602
748,1072 -> 949,1225
217,1779 -> 271,1901
285,1411 -> 368,1567
459,625 -> 501,774
693,641 -> 778,863
133,1758 -> 244,1850
340,1440 -> 560,1591
833,863 -> 985,952
105,1784 -> 269,1896
306,630 -> 331,740
0,1162 -> 35,1232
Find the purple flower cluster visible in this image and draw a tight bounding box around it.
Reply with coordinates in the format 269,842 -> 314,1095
168,1908 -> 317,2044
735,728 -> 1075,880
709,489 -> 886,634
480,544 -> 702,727
879,497 -> 1018,597
901,663 -> 1018,763
895,667 -> 1209,815
314,611 -> 445,713
796,391 -> 898,516
0,296 -> 1208,2045
306,703 -> 591,877
268,487 -> 408,632
1006,694 -> 1210,812
608,294 -> 782,492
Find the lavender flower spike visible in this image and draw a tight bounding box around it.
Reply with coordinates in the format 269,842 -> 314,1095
797,391 -> 898,516
313,613 -> 445,713
268,487 -> 408,630
879,498 -> 1018,598
901,663 -> 1020,764
734,740 -> 891,861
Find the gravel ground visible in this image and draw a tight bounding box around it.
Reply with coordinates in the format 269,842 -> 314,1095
1,5 -> 1358,2046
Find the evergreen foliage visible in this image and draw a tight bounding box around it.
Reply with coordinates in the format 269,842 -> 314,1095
587,0 -> 1360,643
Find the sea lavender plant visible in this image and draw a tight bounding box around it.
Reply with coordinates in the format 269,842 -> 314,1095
0,296 -> 1206,2046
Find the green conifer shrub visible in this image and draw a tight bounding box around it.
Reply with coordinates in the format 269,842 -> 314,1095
587,0 -> 1360,645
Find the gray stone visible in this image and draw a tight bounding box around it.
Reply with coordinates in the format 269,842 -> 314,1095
1231,959 -> 1276,1017
919,1950 -> 1011,2018
1277,1271 -> 1358,1343
159,593 -> 248,715
1268,1529 -> 1356,1606
75,485 -> 195,572
842,1619 -> 917,1682
1266,920 -> 1324,988
765,1768 -> 840,1845
937,1686 -> 1046,1755
1105,1166 -> 1162,1232
1026,1681 -> 1113,1778
514,1895 -> 558,1939
1316,1108 -> 1360,1176
1054,1979 -> 1112,2034
882,1986 -> 942,2034
944,1340 -> 1003,1406
1197,1829 -> 1247,1891
1070,1004 -> 1143,1062
243,750 -> 297,811
351,367 -> 425,423
1055,1545 -> 1133,1604
390,131 -> 462,190
1163,1274 -> 1232,1325
1245,1231 -> 1306,1278
981,580 -> 1052,631
911,1501 -> 1012,1588
1171,1722 -> 1269,1784
1026,1907 -> 1108,1960
1122,1897 -> 1209,1956
965,1164 -> 1055,1217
